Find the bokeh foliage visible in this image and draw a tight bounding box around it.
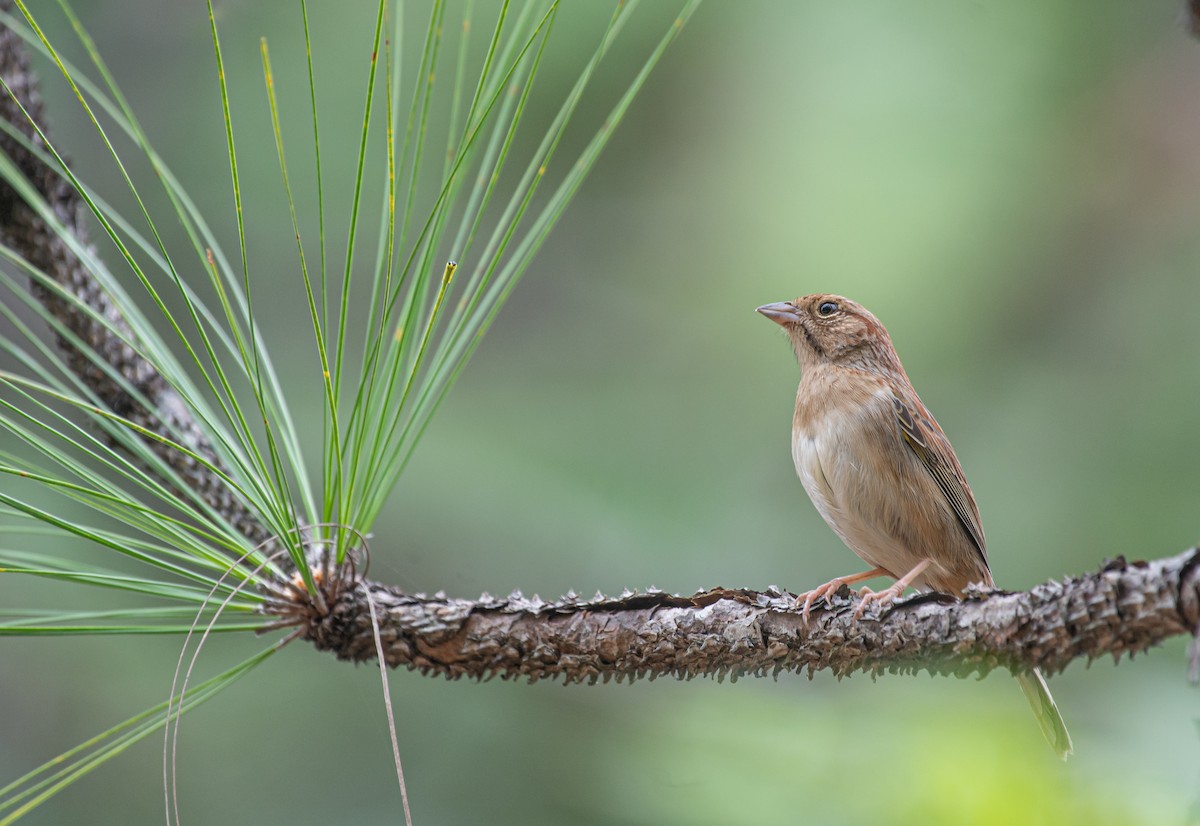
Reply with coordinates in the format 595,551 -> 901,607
2,1 -> 1200,823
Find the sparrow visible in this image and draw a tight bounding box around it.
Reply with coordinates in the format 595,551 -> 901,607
757,293 -> 1072,758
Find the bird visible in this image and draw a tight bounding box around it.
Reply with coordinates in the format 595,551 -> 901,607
757,293 -> 1072,758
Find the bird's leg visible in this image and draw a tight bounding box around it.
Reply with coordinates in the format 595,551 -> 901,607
853,558 -> 932,618
795,567 -> 890,622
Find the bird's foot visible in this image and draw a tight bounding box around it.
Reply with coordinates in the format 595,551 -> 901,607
793,567 -> 889,622
852,583 -> 905,618
851,558 -> 932,619
794,579 -> 846,623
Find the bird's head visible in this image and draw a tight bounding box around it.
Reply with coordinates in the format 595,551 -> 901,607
756,294 -> 898,372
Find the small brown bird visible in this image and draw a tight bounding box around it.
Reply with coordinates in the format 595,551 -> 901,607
757,293 -> 1071,758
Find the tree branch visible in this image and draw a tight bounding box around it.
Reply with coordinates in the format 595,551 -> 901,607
282,549 -> 1200,683
3,10 -> 1199,690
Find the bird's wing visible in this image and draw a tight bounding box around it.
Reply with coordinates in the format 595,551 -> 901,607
891,394 -> 989,569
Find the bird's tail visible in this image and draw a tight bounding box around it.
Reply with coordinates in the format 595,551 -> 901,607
1016,668 -> 1072,759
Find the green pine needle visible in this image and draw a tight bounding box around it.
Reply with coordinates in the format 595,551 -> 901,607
0,0 -> 700,817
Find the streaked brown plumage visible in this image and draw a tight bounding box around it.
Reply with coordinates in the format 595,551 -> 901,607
758,293 -> 1072,758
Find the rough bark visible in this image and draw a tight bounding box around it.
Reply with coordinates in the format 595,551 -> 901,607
288,549 -> 1200,682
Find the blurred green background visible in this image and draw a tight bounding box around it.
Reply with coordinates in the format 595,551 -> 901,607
3,1 -> 1200,823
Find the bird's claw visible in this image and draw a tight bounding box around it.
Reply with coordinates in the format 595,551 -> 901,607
794,578 -> 848,623
852,583 -> 904,619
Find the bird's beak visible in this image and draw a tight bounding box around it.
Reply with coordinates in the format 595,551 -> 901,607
756,301 -> 801,326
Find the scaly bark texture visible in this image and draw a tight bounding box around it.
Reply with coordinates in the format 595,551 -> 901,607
290,549 -> 1200,682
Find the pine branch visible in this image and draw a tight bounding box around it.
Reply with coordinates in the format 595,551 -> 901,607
282,549 -> 1200,683
2,10 -> 1198,690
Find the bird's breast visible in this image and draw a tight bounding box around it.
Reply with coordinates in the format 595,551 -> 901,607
791,381 -> 899,564
791,372 -> 893,495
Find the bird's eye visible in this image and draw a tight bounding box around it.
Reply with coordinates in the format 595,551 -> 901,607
817,301 -> 838,317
